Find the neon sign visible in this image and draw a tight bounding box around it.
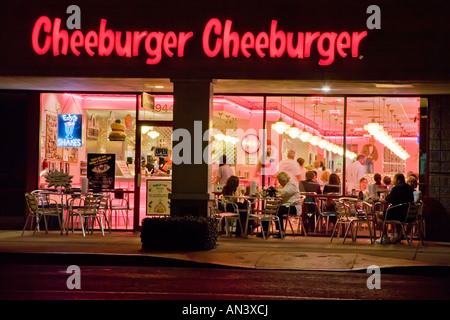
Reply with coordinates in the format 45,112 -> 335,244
32,17 -> 367,66
57,114 -> 82,147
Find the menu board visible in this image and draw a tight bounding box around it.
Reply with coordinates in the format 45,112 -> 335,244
87,153 -> 115,191
146,180 -> 171,215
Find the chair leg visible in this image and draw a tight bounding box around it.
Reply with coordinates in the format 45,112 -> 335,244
343,222 -> 352,244
401,225 -> 410,245
299,217 -> 307,237
367,220 -> 374,244
57,214 -> 63,235
43,215 -> 49,234
33,215 -> 41,236
330,222 -> 339,243
79,215 -> 86,237
22,214 -> 32,236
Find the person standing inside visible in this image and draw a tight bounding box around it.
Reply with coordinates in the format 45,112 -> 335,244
346,155 -> 366,194
361,137 -> 378,174
296,157 -> 307,182
277,149 -> 302,186
216,155 -> 234,186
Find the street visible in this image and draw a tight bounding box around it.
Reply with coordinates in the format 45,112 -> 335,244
0,264 -> 448,301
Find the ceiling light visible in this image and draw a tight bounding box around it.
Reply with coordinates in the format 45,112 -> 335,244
272,117 -> 289,134
286,125 -> 301,138
148,130 -> 159,139
321,86 -> 331,92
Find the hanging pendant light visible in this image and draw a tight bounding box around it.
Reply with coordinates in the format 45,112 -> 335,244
272,97 -> 288,134
286,97 -> 301,138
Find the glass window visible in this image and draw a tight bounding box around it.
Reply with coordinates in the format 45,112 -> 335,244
211,96 -> 265,194
345,97 -> 420,196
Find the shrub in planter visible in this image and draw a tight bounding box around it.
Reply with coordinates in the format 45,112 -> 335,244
141,216 -> 219,251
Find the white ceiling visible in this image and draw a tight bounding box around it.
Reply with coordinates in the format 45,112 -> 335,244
3,76 -> 434,136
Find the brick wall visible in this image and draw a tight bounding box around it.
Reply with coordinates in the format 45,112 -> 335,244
427,96 -> 450,241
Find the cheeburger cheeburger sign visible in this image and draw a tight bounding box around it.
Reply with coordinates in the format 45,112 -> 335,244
31,5 -> 381,66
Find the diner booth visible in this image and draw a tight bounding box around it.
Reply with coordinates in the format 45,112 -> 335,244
0,0 -> 449,240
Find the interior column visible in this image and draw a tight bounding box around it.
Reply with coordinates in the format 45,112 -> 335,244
170,79 -> 214,217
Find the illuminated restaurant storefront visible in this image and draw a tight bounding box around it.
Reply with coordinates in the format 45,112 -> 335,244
0,0 -> 449,240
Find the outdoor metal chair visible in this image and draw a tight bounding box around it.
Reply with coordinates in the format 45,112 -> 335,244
248,197 -> 284,240
23,192 -> 64,236
109,189 -> 131,229
381,201 -> 424,245
66,195 -> 104,237
282,195 -> 307,237
213,196 -> 242,237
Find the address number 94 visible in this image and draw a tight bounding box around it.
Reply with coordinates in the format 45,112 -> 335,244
154,104 -> 173,112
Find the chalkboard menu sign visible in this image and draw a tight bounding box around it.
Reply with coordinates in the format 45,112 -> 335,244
87,153 -> 115,191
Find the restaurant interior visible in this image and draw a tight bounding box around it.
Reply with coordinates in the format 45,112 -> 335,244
38,92 -> 420,230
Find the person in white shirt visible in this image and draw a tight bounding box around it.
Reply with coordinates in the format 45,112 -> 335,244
346,154 -> 366,194
215,155 -> 234,186
277,149 -> 302,186
261,171 -> 302,238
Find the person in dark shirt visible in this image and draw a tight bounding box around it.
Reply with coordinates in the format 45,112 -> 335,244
300,171 -> 322,194
300,170 -> 322,232
323,173 -> 341,194
376,173 -> 414,244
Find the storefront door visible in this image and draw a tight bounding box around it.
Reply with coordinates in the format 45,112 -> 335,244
135,124 -> 173,227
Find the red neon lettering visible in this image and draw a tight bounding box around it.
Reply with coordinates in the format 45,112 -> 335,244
241,32 -> 255,58
70,30 -> 84,56
163,31 -> 177,57
99,19 -> 114,56
85,31 -> 98,56
115,31 -> 132,57
317,32 -> 337,66
223,20 -> 239,58
202,18 -> 222,57
351,31 -> 367,57
304,32 -> 320,57
177,32 -> 193,57
133,31 -> 148,56
255,32 -> 269,58
286,32 -> 304,58
269,20 -> 286,58
336,32 -> 351,58
145,32 -> 164,64
52,18 -> 69,55
31,16 -> 52,55
31,16 -> 367,66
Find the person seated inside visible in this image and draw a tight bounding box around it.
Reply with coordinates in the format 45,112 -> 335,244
319,170 -> 330,190
359,177 -> 369,200
300,170 -> 322,231
323,173 -> 341,194
373,173 -> 386,189
375,173 -> 414,244
383,175 -> 392,190
407,176 -> 421,203
261,172 -> 302,238
221,176 -> 250,237
323,173 -> 341,212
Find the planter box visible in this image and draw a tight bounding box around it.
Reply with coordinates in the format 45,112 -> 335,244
141,216 -> 219,251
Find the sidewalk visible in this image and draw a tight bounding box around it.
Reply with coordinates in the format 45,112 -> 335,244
0,230 -> 449,272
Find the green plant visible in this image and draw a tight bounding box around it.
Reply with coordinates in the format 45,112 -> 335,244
141,216 -> 219,251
